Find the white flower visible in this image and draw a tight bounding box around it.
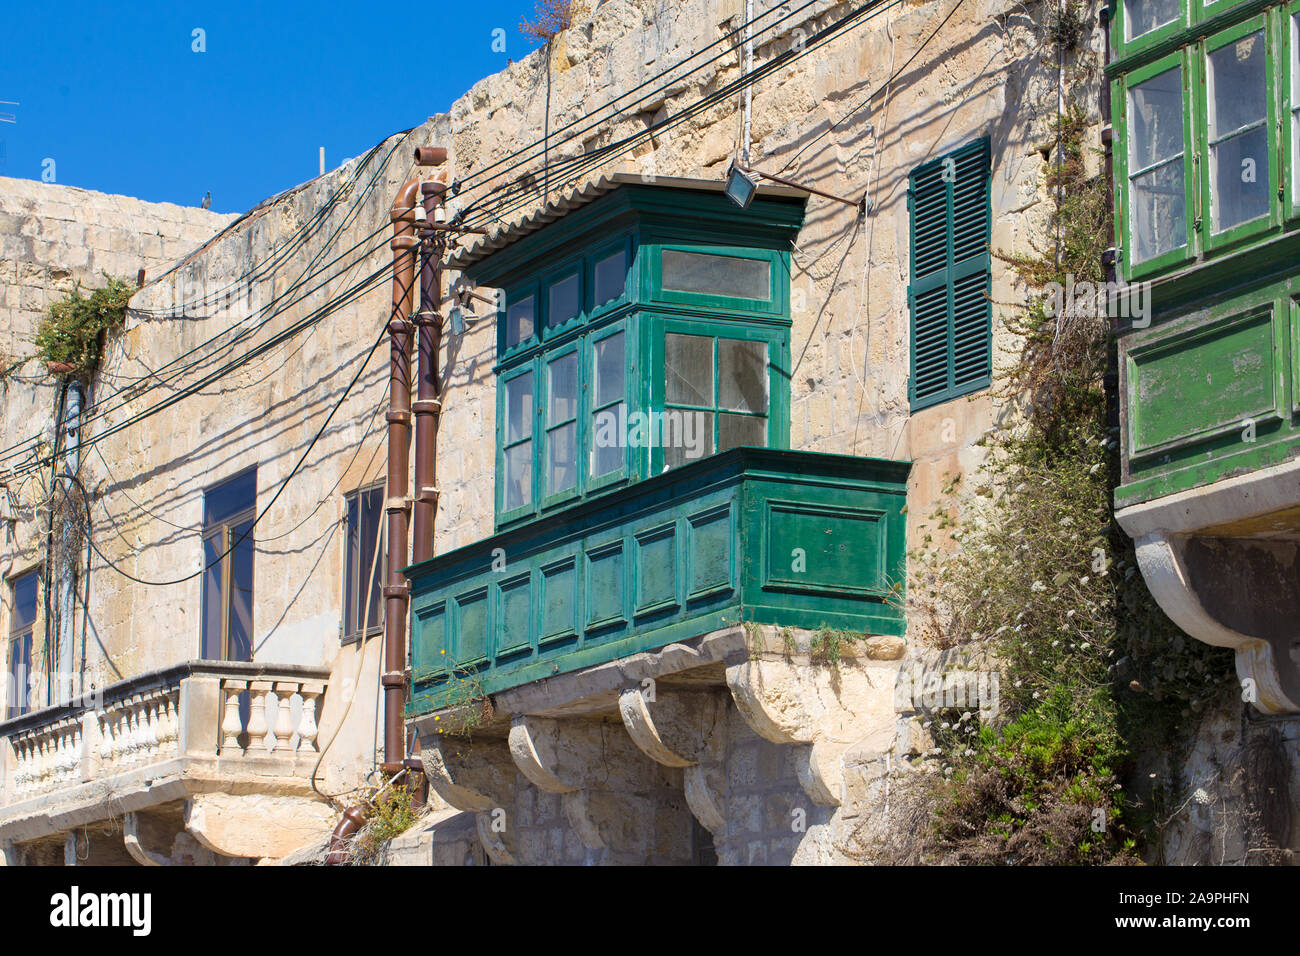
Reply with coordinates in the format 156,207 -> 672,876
1031,581 -> 1047,592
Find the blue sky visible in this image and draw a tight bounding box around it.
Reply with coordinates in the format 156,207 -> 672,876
0,1 -> 544,213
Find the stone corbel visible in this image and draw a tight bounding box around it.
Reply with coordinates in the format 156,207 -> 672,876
419,736 -> 521,865
725,634 -> 904,807
506,716 -> 669,853
123,813 -> 170,867
617,686 -> 728,833
1134,532 -> 1300,714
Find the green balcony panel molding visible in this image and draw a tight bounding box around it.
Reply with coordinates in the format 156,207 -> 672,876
1114,243 -> 1300,510
405,448 -> 910,715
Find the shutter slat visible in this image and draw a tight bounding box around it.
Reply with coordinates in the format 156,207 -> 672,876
909,138 -> 990,408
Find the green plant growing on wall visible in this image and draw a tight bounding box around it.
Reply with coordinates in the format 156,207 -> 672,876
521,0 -> 582,42
350,774 -> 420,865
894,102 -> 1234,865
34,274 -> 133,375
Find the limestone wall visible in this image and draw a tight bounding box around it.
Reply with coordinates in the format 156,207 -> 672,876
0,176 -> 234,706
2,0 -> 1105,841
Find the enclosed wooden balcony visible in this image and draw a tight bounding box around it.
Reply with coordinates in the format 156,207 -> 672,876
406,448 -> 910,716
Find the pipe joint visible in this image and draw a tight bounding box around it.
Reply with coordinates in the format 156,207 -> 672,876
384,410 -> 412,426
384,495 -> 412,514
381,672 -> 407,689
412,398 -> 442,414
390,235 -> 420,252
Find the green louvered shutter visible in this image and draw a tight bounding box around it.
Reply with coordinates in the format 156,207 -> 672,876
908,138 -> 991,410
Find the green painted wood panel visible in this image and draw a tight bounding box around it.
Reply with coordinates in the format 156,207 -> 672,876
406,448 -> 910,715
1127,302 -> 1282,457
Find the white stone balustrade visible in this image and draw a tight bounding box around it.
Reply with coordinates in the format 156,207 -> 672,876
217,677 -> 325,756
0,662 -> 329,809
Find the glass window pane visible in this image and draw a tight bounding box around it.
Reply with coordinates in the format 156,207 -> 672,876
1131,161 -> 1187,261
1124,0 -> 1179,40
227,519 -> 254,663
548,274 -> 580,327
666,333 -> 713,406
504,372 -> 534,443
506,295 -> 534,347
661,250 -> 770,300
1207,33 -> 1268,233
201,533 -> 224,660
344,496 -> 359,636
1129,67 -> 1183,170
1210,125 -> 1269,232
1207,33 -> 1265,138
593,332 -> 625,407
663,412 -> 714,470
718,339 -> 768,412
7,632 -> 31,719
594,251 -> 626,306
362,488 -> 383,632
591,405 -> 624,477
548,352 -> 577,422
10,571 -> 37,633
204,469 -> 257,526
505,441 -> 533,510
547,421 -> 577,495
718,413 -> 767,452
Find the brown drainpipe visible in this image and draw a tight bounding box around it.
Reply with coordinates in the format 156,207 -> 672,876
381,175 -> 421,776
324,171 -> 423,865
412,174 -> 446,566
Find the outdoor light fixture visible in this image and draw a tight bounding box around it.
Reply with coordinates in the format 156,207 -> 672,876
448,305 -> 466,336
724,157 -> 864,212
724,160 -> 761,209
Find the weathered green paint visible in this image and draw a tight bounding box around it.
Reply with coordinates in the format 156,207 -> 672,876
1113,0 -> 1300,510
405,448 -> 910,715
1115,253 -> 1300,509
1113,4 -> 1292,284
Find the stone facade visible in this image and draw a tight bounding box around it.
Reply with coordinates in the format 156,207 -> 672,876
0,0 -> 1292,865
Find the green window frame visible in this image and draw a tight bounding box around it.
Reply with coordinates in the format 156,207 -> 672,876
1119,50 -> 1195,277
6,569 -> 38,720
1286,0 -> 1300,221
907,137 -> 993,412
496,321 -> 632,525
342,483 -> 384,645
588,323 -> 630,492
1112,0 -> 1261,59
1117,8 -> 1291,279
1116,0 -> 1188,54
497,361 -> 538,524
1199,15 -> 1280,253
647,244 -> 785,317
648,315 -> 788,475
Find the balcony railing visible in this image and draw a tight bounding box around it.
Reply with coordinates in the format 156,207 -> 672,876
406,447 -> 910,714
0,661 -> 329,812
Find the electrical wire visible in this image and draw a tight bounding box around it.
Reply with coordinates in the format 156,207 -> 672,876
0,141 -> 415,471
4,254 -> 398,483
82,305 -> 392,587
455,0 -> 904,233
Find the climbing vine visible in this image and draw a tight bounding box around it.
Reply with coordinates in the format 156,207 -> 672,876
892,101 -> 1234,864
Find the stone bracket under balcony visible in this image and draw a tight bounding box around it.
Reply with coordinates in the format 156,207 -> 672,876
1117,458 -> 1300,714
412,623 -> 909,864
0,661 -> 334,860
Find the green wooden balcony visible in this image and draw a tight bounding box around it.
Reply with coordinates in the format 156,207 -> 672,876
406,448 -> 910,715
